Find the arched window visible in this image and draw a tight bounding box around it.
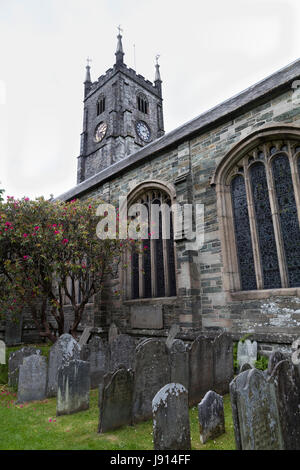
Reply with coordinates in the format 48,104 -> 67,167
137,93 -> 149,114
97,95 -> 105,116
212,129 -> 300,295
125,186 -> 177,299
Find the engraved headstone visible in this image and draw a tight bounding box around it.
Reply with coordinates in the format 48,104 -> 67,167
213,332 -> 234,395
8,347 -> 41,388
198,390 -> 225,444
0,340 -> 5,364
166,324 -> 180,350
5,312 -> 23,346
229,369 -> 251,450
17,355 -> 47,403
108,323 -> 119,344
237,339 -> 257,369
47,334 -> 81,397
133,339 -> 170,423
269,359 -> 300,449
152,383 -> 191,450
169,339 -> 189,390
188,334 -> 214,406
267,350 -> 287,376
98,367 -> 134,433
56,359 -> 90,416
81,336 -> 109,389
110,334 -> 136,372
79,326 -> 93,347
230,368 -> 283,450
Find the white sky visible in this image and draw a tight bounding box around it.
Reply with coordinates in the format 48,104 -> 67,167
0,0 -> 299,200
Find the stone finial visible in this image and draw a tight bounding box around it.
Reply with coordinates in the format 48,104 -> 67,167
84,58 -> 92,97
115,26 -> 124,66
155,55 -> 162,95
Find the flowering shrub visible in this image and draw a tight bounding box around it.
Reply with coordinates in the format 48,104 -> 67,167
0,196 -> 130,343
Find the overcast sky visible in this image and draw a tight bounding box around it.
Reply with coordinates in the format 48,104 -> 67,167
0,0 -> 299,200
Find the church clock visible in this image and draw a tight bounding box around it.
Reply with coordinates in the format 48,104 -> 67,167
94,122 -> 107,143
136,120 -> 151,143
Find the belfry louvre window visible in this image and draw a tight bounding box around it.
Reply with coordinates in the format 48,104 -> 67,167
128,189 -> 177,299
137,95 -> 148,114
97,96 -> 105,116
230,140 -> 300,291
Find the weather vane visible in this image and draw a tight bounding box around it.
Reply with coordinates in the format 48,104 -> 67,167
87,57 -> 92,67
155,54 -> 160,65
118,24 -> 123,35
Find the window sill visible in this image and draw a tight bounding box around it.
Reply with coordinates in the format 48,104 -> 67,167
228,287 -> 300,301
123,296 -> 177,305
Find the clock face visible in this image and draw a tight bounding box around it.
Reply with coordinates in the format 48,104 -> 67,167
94,122 -> 107,143
136,120 -> 151,143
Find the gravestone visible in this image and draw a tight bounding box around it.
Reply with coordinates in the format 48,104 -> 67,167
133,339 -> 171,423
108,323 -> 119,344
198,391 -> 225,444
17,355 -> 47,403
47,334 -> 81,397
267,350 -> 287,376
169,339 -> 189,390
166,324 -> 180,350
110,334 -> 136,372
79,326 -> 93,347
152,383 -> 191,450
230,368 -> 283,450
81,336 -> 109,389
56,359 -> 90,416
268,359 -> 300,449
5,312 -> 23,346
213,332 -> 234,395
188,334 -> 214,406
237,339 -> 257,369
8,347 -> 41,388
240,363 -> 253,372
0,340 -> 5,364
99,367 -> 134,433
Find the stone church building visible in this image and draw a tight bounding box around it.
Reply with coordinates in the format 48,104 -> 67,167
4,33 -> 300,354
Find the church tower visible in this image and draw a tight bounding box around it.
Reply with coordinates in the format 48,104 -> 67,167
77,30 -> 165,184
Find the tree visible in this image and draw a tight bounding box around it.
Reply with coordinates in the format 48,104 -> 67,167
0,196 -> 130,343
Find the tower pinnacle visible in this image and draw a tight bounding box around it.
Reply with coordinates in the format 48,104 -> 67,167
155,55 -> 162,95
84,57 -> 92,97
115,25 -> 124,66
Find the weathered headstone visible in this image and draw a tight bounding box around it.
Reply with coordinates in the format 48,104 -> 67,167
237,339 -> 257,369
188,334 -> 214,406
81,336 -> 109,389
267,350 -> 287,376
5,312 -> 23,346
17,355 -> 47,403
166,324 -> 180,350
152,383 -> 191,450
213,332 -> 234,395
110,334 -> 136,372
133,339 -> 170,423
56,359 -> 90,416
230,368 -> 283,450
169,339 -> 189,390
268,359 -> 300,449
108,323 -> 119,344
47,334 -> 81,397
99,367 -> 134,433
8,347 -> 41,388
239,363 -> 253,372
198,391 -> 225,444
98,371 -> 113,411
0,340 -> 5,364
79,326 -> 93,347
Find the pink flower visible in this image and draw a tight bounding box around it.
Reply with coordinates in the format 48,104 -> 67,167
24,197 -> 29,201
34,226 -> 39,231
54,230 -> 59,234
23,233 -> 28,238
62,238 -> 69,244
23,255 -> 29,260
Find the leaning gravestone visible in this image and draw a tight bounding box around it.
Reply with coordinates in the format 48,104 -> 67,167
188,334 -> 214,406
166,324 -> 180,350
266,350 -> 287,376
268,359 -> 300,449
152,383 -> 191,450
47,334 -> 81,397
198,390 -> 225,444
5,312 -> 23,346
56,359 -> 90,416
8,347 -> 41,388
230,368 -> 283,450
99,367 -> 134,433
17,355 -> 47,403
110,334 -> 136,372
213,332 -> 234,395
0,340 -> 5,365
169,339 -> 189,390
108,323 -> 119,344
81,336 -> 109,389
79,326 -> 93,347
237,339 -> 257,369
133,339 -> 171,423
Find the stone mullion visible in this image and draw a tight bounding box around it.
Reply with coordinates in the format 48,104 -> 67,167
265,154 -> 289,288
243,159 -> 264,290
161,202 -> 170,297
288,143 -> 300,229
149,196 -> 157,298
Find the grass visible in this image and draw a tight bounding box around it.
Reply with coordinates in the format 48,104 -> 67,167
0,385 -> 235,450
0,344 -> 236,450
